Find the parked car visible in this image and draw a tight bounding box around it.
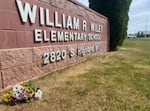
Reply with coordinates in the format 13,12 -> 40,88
127,35 -> 137,38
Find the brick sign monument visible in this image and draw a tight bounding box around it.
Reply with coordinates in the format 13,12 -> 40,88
0,0 -> 109,90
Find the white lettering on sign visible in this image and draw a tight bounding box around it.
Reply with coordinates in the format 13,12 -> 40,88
77,45 -> 100,57
42,45 -> 100,65
67,16 -> 73,29
82,20 -> 87,31
33,29 -> 87,42
91,23 -> 103,33
16,0 -> 103,33
39,7 -> 44,25
43,50 -> 67,64
16,0 -> 81,30
45,9 -> 54,27
69,48 -> 75,57
34,29 -> 42,42
16,0 -> 103,43
16,0 -> 37,23
88,33 -> 101,41
15,0 -> 104,66
51,30 -> 57,42
55,11 -> 62,28
73,17 -> 80,30
43,30 -> 49,42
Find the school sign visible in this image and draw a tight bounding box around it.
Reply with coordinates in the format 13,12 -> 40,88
0,0 -> 109,90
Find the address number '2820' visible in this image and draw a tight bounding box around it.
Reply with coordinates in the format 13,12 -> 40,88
43,50 -> 67,65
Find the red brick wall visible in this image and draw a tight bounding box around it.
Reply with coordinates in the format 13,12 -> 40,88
0,0 -> 109,90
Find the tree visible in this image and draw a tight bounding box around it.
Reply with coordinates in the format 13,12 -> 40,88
140,32 -> 144,37
89,0 -> 132,51
137,31 -> 144,37
137,31 -> 141,37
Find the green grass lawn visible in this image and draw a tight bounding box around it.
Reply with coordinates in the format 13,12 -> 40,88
0,38 -> 150,111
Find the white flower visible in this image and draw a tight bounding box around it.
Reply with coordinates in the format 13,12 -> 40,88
13,85 -> 24,93
34,89 -> 43,99
12,91 -> 22,100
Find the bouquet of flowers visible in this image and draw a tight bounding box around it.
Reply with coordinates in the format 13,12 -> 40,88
2,81 -> 43,106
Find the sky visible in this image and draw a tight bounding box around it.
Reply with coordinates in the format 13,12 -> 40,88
77,0 -> 150,34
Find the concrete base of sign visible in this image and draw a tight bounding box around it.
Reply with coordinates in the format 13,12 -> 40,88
0,41 -> 107,90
